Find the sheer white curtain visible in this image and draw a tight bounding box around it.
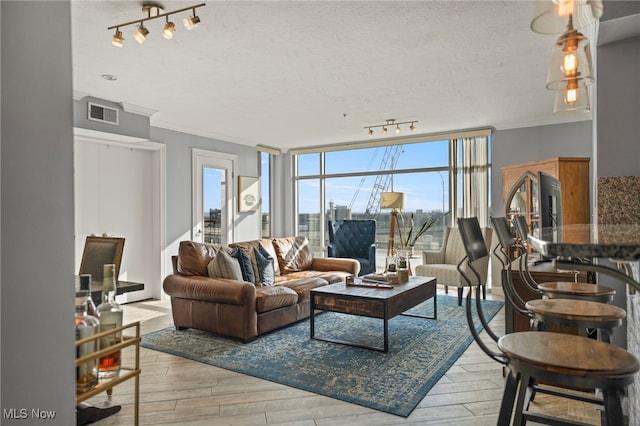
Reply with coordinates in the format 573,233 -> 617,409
454,136 -> 490,226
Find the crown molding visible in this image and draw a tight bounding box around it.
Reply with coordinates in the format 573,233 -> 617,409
150,118 -> 258,148
119,102 -> 158,117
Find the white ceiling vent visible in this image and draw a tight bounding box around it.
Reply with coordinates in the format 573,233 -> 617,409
88,102 -> 119,125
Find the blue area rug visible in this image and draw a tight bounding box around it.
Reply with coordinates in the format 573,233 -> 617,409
141,295 -> 503,417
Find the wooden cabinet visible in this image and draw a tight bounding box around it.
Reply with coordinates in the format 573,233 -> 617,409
501,157 -> 592,334
502,157 -> 591,239
504,256 -> 593,334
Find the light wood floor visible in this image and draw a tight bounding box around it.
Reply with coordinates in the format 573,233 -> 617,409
86,289 -> 601,425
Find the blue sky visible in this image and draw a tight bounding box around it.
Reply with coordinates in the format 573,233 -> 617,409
204,140 -> 451,215
297,141 -> 450,214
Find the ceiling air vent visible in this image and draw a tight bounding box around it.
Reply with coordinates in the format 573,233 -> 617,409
88,102 -> 119,125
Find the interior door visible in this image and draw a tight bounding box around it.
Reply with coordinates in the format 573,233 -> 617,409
192,149 -> 237,244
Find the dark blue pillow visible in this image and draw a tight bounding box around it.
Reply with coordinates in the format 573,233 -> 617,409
231,247 -> 255,284
254,246 -> 275,286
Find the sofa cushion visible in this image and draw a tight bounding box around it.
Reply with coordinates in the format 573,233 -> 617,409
414,263 -> 465,287
272,236 -> 313,274
260,239 -> 281,276
207,250 -> 244,281
178,241 -> 226,276
282,269 -> 351,284
231,239 -> 281,281
275,276 -> 328,300
254,246 -> 275,286
255,286 -> 298,313
232,247 -> 255,284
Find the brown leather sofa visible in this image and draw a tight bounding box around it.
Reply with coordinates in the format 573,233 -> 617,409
163,236 -> 360,341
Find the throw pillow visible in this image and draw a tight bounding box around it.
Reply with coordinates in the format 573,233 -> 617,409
272,236 -> 313,274
207,250 -> 243,281
231,247 -> 255,284
254,246 -> 275,286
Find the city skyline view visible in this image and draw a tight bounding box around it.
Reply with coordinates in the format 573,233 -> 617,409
202,139 -> 477,227
296,140 -> 450,215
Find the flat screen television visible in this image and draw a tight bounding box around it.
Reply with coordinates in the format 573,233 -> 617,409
537,171 -> 562,243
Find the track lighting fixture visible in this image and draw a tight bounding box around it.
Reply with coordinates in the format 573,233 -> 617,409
162,17 -> 175,39
133,24 -> 150,44
364,119 -> 418,137
112,29 -> 124,47
183,10 -> 201,30
107,3 -> 205,47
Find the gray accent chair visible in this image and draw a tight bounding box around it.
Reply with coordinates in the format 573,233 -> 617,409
415,226 -> 492,305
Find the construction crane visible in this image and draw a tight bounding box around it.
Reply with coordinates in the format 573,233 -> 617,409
347,148 -> 381,211
362,145 -> 403,218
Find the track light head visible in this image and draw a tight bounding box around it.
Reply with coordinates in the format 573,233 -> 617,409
112,29 -> 124,47
133,25 -> 150,43
108,3 -> 205,47
363,119 -> 419,137
163,20 -> 176,39
184,13 -> 201,30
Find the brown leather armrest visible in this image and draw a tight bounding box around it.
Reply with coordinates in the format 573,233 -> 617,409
311,257 -> 360,276
163,274 -> 255,305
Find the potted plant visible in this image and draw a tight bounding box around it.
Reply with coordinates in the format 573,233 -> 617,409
399,213 -> 439,255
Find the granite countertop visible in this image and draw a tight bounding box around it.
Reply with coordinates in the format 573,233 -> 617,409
529,224 -> 640,261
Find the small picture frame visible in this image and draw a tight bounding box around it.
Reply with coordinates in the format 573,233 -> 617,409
238,176 -> 259,212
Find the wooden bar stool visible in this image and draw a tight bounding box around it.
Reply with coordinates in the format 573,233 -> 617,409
512,215 -> 616,303
458,217 -> 639,426
492,217 -> 626,344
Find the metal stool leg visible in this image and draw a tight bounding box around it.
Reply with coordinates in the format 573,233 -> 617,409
498,369 -> 519,426
513,371 -> 533,426
602,388 -> 624,426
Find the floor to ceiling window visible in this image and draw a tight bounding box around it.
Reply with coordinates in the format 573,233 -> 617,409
292,130 -> 491,259
258,149 -> 274,238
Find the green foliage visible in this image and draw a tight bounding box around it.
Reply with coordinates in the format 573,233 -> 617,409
400,213 -> 439,247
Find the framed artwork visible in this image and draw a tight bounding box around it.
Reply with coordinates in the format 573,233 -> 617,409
238,176 -> 259,212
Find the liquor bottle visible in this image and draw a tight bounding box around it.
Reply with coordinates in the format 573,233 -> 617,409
97,264 -> 123,381
79,274 -> 98,317
75,290 -> 99,393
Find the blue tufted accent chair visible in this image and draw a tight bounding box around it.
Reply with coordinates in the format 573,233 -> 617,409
327,220 -> 376,276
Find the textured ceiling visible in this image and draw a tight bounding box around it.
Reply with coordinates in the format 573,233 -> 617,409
71,1 -> 592,151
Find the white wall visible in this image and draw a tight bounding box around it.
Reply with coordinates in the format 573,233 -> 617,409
150,126 -> 261,270
73,109 -> 262,289
491,121 -> 593,219
1,2 -> 76,423
74,138 -> 162,301
596,36 -> 640,177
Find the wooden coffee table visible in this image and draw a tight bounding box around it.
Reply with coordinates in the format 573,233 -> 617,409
310,276 -> 437,352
